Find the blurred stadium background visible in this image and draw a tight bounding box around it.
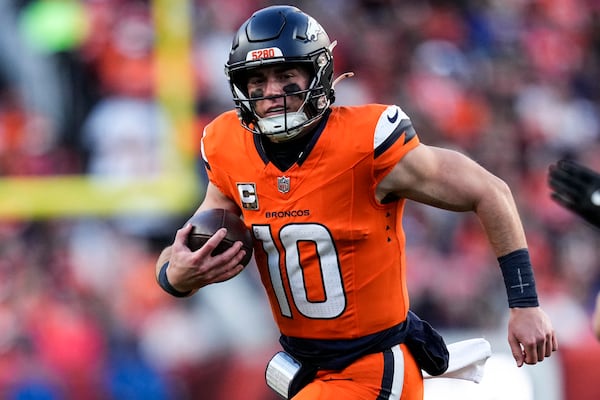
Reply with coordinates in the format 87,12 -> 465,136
0,0 -> 599,399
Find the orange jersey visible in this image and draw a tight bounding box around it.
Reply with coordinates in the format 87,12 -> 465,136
201,104 -> 420,340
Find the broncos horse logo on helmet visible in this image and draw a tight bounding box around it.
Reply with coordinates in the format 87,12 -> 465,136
224,6 -> 337,142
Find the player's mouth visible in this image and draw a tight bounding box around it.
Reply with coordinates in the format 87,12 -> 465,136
265,106 -> 286,116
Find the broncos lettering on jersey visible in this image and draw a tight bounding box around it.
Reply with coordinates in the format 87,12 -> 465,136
201,104 -> 419,340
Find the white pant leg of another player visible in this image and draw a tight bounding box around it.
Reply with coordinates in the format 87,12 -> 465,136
423,338 -> 534,400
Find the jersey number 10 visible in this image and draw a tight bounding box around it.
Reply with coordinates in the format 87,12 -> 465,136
253,223 -> 347,320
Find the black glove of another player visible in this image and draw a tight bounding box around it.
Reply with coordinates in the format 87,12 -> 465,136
549,159 -> 600,229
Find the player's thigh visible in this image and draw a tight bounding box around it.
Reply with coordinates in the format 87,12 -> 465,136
293,344 -> 423,400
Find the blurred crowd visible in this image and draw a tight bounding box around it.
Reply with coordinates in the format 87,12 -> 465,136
0,0 -> 599,399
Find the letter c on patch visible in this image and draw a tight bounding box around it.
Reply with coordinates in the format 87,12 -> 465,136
237,182 -> 259,210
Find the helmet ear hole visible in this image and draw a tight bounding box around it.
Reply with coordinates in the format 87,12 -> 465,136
317,95 -> 328,110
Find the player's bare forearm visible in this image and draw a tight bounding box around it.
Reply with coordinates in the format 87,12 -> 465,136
380,144 -> 527,256
472,177 -> 528,257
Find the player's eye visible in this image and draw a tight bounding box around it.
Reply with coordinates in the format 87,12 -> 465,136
247,79 -> 262,87
281,71 -> 298,81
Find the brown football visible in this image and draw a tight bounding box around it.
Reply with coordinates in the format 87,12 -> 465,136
185,208 -> 254,267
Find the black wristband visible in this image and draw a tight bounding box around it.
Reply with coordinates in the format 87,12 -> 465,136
158,262 -> 192,298
498,248 -> 539,308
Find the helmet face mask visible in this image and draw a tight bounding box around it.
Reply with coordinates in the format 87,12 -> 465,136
225,6 -> 335,142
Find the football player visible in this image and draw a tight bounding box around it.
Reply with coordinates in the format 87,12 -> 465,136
156,6 -> 558,399
548,159 -> 600,340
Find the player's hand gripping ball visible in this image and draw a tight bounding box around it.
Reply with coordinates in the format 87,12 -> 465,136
186,208 -> 254,267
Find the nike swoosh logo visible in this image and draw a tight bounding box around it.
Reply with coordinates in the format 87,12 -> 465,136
591,189 -> 600,206
387,108 -> 399,124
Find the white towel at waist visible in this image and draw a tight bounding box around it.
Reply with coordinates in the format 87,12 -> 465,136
422,338 -> 492,384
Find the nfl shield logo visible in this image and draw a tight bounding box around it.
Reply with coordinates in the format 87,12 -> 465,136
277,176 -> 290,193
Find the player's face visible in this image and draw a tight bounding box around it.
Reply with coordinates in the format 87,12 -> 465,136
246,65 -> 311,118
